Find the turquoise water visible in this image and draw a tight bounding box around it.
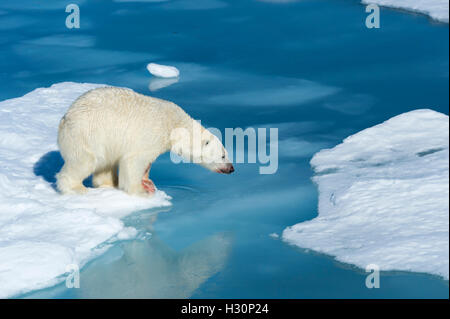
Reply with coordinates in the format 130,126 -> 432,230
2,0 -> 448,298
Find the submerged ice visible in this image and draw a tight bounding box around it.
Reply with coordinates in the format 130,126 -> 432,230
0,83 -> 171,298
283,109 -> 449,279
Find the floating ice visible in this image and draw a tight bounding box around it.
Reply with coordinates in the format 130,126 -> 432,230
0,82 -> 171,298
362,0 -> 449,23
283,109 -> 449,279
147,63 -> 180,78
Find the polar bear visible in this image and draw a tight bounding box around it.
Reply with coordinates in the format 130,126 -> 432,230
56,87 -> 234,196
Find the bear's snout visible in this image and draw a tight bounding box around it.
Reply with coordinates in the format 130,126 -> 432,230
217,164 -> 234,174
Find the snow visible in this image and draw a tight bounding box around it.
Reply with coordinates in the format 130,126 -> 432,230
0,82 -> 171,298
362,0 -> 449,23
147,63 -> 180,78
283,109 -> 449,280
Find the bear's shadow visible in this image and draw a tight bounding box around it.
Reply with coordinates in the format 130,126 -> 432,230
33,151 -> 92,190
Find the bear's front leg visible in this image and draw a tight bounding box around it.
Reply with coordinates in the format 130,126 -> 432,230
118,156 -> 155,196
141,164 -> 156,194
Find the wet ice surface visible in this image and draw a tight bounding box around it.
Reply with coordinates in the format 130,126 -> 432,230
362,0 -> 449,23
283,110 -> 449,280
0,0 -> 448,298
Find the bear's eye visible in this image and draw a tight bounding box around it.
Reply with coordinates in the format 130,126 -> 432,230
205,141 -> 209,146
222,155 -> 225,159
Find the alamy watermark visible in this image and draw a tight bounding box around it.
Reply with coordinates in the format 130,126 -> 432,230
365,264 -> 380,288
65,4 -> 80,29
169,121 -> 279,175
65,264 -> 80,289
365,4 -> 380,29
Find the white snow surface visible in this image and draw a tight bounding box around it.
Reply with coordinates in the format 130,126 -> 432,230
0,82 -> 171,298
283,109 -> 449,280
362,0 -> 449,23
147,63 -> 180,78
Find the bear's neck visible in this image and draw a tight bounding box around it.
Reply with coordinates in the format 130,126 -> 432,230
166,106 -> 196,150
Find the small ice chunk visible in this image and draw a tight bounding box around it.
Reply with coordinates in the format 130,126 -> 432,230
147,63 -> 180,78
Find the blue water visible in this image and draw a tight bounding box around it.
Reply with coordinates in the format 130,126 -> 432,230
2,0 -> 448,298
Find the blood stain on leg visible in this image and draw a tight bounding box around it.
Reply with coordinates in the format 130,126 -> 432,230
142,163 -> 155,194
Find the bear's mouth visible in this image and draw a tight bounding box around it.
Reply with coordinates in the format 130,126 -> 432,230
216,164 -> 234,174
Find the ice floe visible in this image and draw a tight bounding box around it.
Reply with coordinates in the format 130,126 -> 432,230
0,82 -> 171,298
283,109 -> 449,279
362,0 -> 449,23
147,62 -> 180,78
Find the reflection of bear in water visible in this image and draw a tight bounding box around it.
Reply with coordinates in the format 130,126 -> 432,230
75,212 -> 232,298
56,87 -> 234,196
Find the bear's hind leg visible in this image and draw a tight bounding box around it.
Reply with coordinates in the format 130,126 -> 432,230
56,156 -> 95,194
93,165 -> 118,188
118,156 -> 153,196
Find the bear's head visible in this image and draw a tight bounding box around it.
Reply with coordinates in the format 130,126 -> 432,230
170,122 -> 234,174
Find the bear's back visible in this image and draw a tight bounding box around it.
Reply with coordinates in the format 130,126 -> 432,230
59,86 -> 191,158
68,86 -> 171,114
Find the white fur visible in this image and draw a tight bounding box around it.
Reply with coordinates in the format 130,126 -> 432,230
56,87 -> 232,196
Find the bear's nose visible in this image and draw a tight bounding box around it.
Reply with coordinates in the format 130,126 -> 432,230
229,165 -> 234,173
